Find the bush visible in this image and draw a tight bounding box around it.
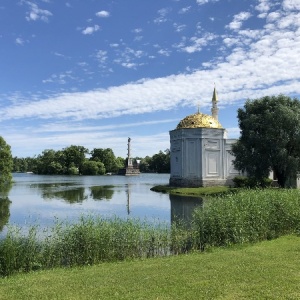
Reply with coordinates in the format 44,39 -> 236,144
233,176 -> 272,188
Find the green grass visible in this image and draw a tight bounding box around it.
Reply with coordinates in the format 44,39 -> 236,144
0,235 -> 299,299
150,185 -> 234,196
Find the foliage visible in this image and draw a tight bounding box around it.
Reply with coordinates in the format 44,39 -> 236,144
90,148 -> 124,173
81,160 -> 105,175
231,95 -> 300,188
12,145 -> 170,175
139,150 -> 170,173
63,145 -> 89,174
232,176 -> 273,188
139,155 -> 151,172
0,136 -> 13,185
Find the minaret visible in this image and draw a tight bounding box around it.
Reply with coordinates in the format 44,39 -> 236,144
211,85 -> 219,121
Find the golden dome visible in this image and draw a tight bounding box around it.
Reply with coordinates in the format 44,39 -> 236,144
176,112 -> 222,129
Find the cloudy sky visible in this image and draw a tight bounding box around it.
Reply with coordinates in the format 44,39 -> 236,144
1,0 -> 300,158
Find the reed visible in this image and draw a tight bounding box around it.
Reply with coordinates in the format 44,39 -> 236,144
192,189 -> 300,249
0,189 -> 300,277
0,216 -> 174,276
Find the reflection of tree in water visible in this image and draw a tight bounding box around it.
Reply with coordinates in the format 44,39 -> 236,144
0,183 -> 12,232
89,186 -> 114,201
169,194 -> 203,227
33,183 -> 115,203
42,187 -> 88,203
31,183 -> 88,204
0,198 -> 11,232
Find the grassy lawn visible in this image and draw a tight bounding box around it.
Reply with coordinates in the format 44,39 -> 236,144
150,185 -> 235,196
0,235 -> 299,300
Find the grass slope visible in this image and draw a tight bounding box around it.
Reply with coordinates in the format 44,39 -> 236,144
0,235 -> 299,300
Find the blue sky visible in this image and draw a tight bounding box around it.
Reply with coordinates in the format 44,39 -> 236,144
1,0 -> 300,158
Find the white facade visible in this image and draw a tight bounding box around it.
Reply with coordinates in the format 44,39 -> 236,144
169,127 -> 240,187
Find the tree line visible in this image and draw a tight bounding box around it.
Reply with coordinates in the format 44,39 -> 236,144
2,94 -> 300,187
12,146 -> 170,175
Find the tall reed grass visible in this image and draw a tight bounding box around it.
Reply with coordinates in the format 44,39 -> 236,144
191,189 -> 300,250
0,189 -> 300,277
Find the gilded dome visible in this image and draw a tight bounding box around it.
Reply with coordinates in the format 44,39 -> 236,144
176,112 -> 222,129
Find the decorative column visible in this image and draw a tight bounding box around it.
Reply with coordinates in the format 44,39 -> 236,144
127,137 -> 133,167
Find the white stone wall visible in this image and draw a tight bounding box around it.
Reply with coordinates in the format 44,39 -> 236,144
170,127 -> 239,187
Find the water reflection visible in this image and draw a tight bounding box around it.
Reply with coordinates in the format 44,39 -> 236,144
169,194 -> 203,226
89,186 -> 114,201
126,184 -> 131,215
29,182 -> 115,203
2,173 -> 171,235
0,184 -> 12,231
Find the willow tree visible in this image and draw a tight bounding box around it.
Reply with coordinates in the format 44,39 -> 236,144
0,136 -> 13,185
231,95 -> 300,188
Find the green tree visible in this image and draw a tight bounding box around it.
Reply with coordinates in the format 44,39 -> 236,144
63,145 -> 89,174
81,160 -> 106,175
90,148 -> 120,173
35,149 -> 58,174
0,137 -> 13,185
149,149 -> 170,173
139,156 -> 151,172
231,95 -> 300,188
13,157 -> 27,172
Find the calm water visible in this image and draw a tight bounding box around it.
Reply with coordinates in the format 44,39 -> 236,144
0,173 -> 202,236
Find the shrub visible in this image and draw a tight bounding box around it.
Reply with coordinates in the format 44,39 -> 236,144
233,176 -> 272,188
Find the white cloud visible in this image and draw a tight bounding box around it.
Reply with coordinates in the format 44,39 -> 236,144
95,50 -> 108,64
173,23 -> 186,32
227,12 -> 252,31
255,0 -> 272,13
132,28 -> 143,34
42,71 -> 77,85
154,8 -> 171,24
179,6 -> 191,14
82,25 -> 100,35
181,33 -> 217,53
110,43 -> 119,48
158,49 -> 171,56
15,37 -> 25,45
196,0 -> 219,5
282,0 -> 300,11
23,1 -> 52,22
3,7 -> 300,124
2,0 -> 300,158
96,10 -> 110,17
266,12 -> 281,22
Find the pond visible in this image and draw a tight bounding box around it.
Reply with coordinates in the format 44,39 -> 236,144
0,173 -> 203,237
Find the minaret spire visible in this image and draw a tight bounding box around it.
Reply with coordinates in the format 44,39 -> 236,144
211,84 -> 219,121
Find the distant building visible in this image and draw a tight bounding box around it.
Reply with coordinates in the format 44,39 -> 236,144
118,137 -> 140,176
169,87 -> 240,187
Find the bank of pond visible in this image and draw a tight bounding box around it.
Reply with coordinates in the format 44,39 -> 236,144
0,188 -> 300,277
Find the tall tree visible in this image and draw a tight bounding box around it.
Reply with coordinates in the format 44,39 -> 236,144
231,95 -> 300,188
0,136 -> 13,185
90,148 -> 121,173
63,145 -> 89,174
149,149 -> 170,173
